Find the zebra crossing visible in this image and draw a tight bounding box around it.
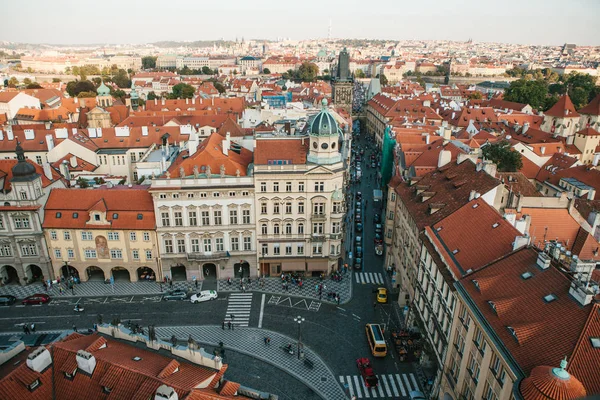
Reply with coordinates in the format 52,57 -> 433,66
339,373 -> 420,399
224,293 -> 253,327
355,272 -> 385,285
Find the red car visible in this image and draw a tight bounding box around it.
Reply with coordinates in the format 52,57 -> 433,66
22,294 -> 51,305
357,357 -> 379,388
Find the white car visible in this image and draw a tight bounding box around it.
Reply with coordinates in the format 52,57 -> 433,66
190,290 -> 218,303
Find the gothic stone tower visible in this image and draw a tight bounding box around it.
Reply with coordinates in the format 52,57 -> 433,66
332,47 -> 353,114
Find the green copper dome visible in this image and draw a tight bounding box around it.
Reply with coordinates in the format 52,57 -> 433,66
130,82 -> 139,100
97,81 -> 111,96
308,99 -> 340,137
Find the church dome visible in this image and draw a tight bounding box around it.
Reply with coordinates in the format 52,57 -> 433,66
130,82 -> 139,100
520,359 -> 586,400
11,143 -> 37,179
309,99 -> 340,137
97,81 -> 111,96
317,49 -> 327,58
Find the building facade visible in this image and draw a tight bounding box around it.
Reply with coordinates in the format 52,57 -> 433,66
253,100 -> 347,277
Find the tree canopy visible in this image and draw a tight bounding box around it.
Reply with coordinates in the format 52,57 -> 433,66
379,74 -> 388,86
66,80 -> 97,97
169,83 -> 195,99
281,62 -> 319,82
482,141 -> 523,172
111,69 -> 131,88
262,67 -> 271,74
504,79 -> 549,110
142,56 -> 157,69
354,69 -> 366,79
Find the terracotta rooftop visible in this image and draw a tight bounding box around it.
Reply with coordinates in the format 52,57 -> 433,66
535,153 -> 579,184
516,207 -> 582,249
578,94 -> 600,116
393,159 -> 501,230
43,188 -> 155,230
544,94 -> 579,118
254,136 -> 309,165
458,247 -> 597,389
520,364 -> 587,400
0,159 -> 63,191
497,172 -> 543,197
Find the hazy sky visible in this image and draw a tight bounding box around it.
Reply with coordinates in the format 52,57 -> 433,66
2,0 -> 599,46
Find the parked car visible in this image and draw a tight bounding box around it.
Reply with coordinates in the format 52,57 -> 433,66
371,162 -> 376,168
22,294 -> 51,305
357,358 -> 379,388
376,288 -> 388,303
355,214 -> 362,223
0,295 -> 16,306
190,290 -> 218,303
355,223 -> 363,232
356,200 -> 362,209
356,191 -> 362,201
375,244 -> 383,256
354,257 -> 363,270
375,224 -> 382,234
355,236 -> 362,245
163,289 -> 188,301
355,246 -> 363,258
374,213 -> 381,224
374,234 -> 383,244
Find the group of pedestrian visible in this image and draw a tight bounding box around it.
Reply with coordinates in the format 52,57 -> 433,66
263,337 -> 271,345
163,276 -> 174,289
22,323 -> 36,334
221,314 -> 235,330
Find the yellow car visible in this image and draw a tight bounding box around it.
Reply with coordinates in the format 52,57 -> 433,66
376,288 -> 388,303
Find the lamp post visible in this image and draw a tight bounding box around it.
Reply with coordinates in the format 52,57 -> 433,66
294,315 -> 305,360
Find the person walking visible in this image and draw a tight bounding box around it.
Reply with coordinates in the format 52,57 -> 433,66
222,321 -> 225,330
30,323 -> 36,333
72,324 -> 77,333
194,280 -> 198,289
228,321 -> 232,330
23,324 -> 30,334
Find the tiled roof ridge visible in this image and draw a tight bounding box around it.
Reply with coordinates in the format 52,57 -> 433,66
158,359 -> 180,379
568,302 -> 600,371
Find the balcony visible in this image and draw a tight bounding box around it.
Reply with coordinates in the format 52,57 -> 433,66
311,213 -> 327,221
186,251 -> 229,261
329,233 -> 342,240
310,234 -> 326,242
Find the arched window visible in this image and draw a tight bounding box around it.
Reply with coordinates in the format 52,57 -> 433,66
261,224 -> 267,235
298,223 -> 304,234
273,224 -> 280,235
285,223 -> 292,234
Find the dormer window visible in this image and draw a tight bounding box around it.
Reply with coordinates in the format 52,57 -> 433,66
28,379 -> 40,391
102,386 -> 112,394
487,301 -> 497,314
507,326 -> 518,342
20,191 -> 28,200
64,368 -> 77,380
472,279 -> 480,291
94,214 -> 101,221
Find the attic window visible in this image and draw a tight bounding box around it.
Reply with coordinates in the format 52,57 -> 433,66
56,212 -> 62,218
472,279 -> 480,291
436,227 -> 442,232
137,214 -> 143,220
28,379 -> 41,391
94,214 -> 101,221
132,356 -> 142,361
521,271 -> 533,280
72,212 -> 78,218
507,326 -> 519,342
113,213 -> 119,219
487,301 -> 497,314
590,338 -> 600,348
492,222 -> 499,229
102,386 -> 112,394
64,368 -> 77,380
543,294 -> 557,303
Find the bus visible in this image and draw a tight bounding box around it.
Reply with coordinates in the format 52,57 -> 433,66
365,323 -> 387,357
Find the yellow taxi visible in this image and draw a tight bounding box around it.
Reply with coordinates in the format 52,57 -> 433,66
376,287 -> 388,303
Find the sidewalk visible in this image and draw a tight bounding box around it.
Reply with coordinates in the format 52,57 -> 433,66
155,325 -> 347,400
0,280 -> 199,299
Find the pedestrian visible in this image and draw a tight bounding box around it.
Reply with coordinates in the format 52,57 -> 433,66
319,292 -> 322,300
93,323 -> 98,331
159,283 -> 163,292
31,323 -> 36,333
264,337 -> 268,345
169,280 -> 173,289
373,301 -> 377,308
336,295 -> 340,305
231,322 -> 234,331
242,285 -> 246,293
194,280 -> 198,289
231,314 -> 235,321
23,324 -> 30,334
71,287 -> 75,295
222,321 -> 225,330
72,324 -> 77,333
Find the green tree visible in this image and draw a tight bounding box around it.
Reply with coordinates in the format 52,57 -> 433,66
169,83 -> 195,99
26,83 -> 42,89
379,74 -> 388,86
213,81 -> 226,94
233,69 -> 238,75
201,66 -> 213,75
52,78 -> 61,83
482,141 -> 523,172
262,67 -> 271,74
77,91 -> 97,98
468,91 -> 483,100
503,79 -> 548,110
147,91 -> 159,100
112,69 -> 131,88
66,80 -> 96,97
562,72 -> 599,108
298,62 -> 319,82
112,89 -> 126,99
76,177 -> 89,188
355,69 -> 366,79
23,78 -> 32,85
8,77 -> 19,86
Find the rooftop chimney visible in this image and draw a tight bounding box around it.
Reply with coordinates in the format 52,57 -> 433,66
46,134 -> 55,151
155,384 -> 179,400
70,155 -> 77,168
437,149 -> 452,168
469,190 -> 477,201
523,122 -> 529,134
42,162 -> 53,180
26,347 -> 52,373
76,350 -> 97,375
536,252 -> 551,270
222,133 -> 231,156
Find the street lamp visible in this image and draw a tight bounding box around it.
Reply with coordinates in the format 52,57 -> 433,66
294,315 -> 305,360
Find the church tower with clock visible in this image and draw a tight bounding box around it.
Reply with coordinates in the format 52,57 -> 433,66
332,47 -> 353,114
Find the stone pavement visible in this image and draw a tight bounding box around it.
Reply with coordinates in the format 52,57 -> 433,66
0,280 -> 201,299
156,325 -> 347,400
216,274 -> 354,304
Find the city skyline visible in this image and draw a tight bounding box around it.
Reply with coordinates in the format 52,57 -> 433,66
2,0 -> 599,47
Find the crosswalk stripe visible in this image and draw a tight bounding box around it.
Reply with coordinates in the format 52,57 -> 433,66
346,376 -> 355,398
403,374 -> 412,392
361,378 -> 371,398
395,374 -> 407,396
376,380 -> 384,397
355,273 -> 360,283
374,274 -> 382,285
387,374 -> 399,397
379,375 -> 392,397
368,273 -> 374,284
352,375 -> 363,398
410,373 -> 419,391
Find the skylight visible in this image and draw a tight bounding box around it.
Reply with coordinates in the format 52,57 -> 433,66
591,338 -> 600,348
543,294 -> 557,303
452,249 -> 459,255
492,222 -> 500,228
521,271 -> 533,280
507,326 -> 518,342
472,203 -> 479,208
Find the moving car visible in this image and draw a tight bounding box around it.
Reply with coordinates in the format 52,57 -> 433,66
163,289 -> 188,301
190,290 -> 218,303
355,223 -> 363,233
0,295 -> 16,306
356,357 -> 379,388
354,257 -> 363,270
22,294 -> 51,305
376,288 -> 388,303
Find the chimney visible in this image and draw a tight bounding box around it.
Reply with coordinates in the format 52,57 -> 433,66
161,98 -> 166,105
536,252 -> 551,270
423,100 -> 431,107
154,98 -> 158,105
564,108 -> 568,116
189,131 -> 198,155
45,121 -> 52,130
192,98 -> 195,104
61,160 -> 71,181
482,160 -> 497,177
425,134 -> 430,145
587,188 -> 596,201
523,122 -> 529,134
0,130 -> 3,140
568,257 -> 596,306
76,350 -> 96,375
26,348 -> 52,373
42,162 -> 53,179
70,155 -> 77,168
155,385 -> 179,400
512,235 -> 530,250
451,112 -> 455,119
540,146 -> 545,155
142,126 -> 149,136
469,190 -> 477,201
46,134 -> 55,151
437,149 -> 451,168
222,132 -> 230,156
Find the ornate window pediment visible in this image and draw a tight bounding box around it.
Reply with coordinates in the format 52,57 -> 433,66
158,206 -> 170,211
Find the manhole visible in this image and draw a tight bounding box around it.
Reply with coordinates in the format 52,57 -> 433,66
321,376 -> 327,382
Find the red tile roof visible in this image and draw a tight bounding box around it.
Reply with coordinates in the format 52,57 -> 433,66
459,248 -> 594,380
544,95 -> 579,118
520,364 -> 587,400
568,304 -> 600,394
516,207 -> 582,249
575,127 -> 600,137
0,159 -> 63,191
497,172 -> 542,197
217,117 -> 245,138
545,165 -> 600,194
576,94 -> 600,116
254,137 -> 309,165
570,228 -> 600,260
430,199 -> 520,276
43,188 -> 155,230
535,153 -> 579,184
